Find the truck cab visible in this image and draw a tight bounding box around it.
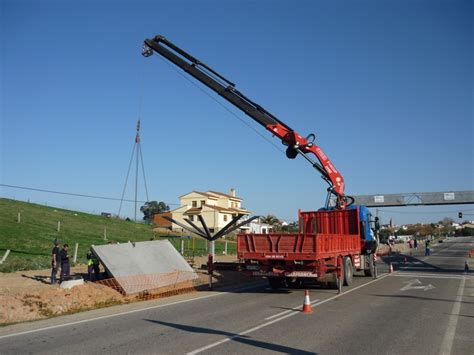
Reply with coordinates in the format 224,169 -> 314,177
354,205 -> 379,254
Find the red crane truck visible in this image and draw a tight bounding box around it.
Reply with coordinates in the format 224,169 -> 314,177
142,35 -> 380,290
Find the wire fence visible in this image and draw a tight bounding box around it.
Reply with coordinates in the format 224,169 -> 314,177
95,270 -> 198,297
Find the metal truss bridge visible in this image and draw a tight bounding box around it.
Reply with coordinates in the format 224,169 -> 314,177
352,190 -> 474,207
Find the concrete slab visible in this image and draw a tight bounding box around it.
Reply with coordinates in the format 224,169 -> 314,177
60,278 -> 84,289
92,240 -> 197,295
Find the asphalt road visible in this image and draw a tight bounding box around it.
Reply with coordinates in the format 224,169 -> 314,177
1,236 -> 473,355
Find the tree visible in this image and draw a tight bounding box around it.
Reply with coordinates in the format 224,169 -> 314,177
140,201 -> 169,222
260,215 -> 282,230
280,221 -> 299,233
439,217 -> 454,227
378,228 -> 391,243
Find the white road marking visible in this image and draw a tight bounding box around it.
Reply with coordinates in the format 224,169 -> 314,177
264,298 -> 320,320
0,283 -> 263,340
187,273 -> 389,354
400,279 -> 434,291
391,272 -> 474,280
398,267 -> 437,271
439,277 -> 466,355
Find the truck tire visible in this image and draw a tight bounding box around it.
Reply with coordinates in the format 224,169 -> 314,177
364,254 -> 376,277
286,277 -> 302,289
268,277 -> 286,289
343,257 -> 354,286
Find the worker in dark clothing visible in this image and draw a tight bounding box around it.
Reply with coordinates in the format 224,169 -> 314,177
86,248 -> 101,281
50,239 -> 61,284
92,256 -> 100,280
59,244 -> 70,282
425,239 -> 431,256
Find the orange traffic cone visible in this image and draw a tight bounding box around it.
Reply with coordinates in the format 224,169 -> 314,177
389,263 -> 394,274
302,289 -> 313,313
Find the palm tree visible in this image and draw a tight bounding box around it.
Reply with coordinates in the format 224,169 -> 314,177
260,215 -> 281,228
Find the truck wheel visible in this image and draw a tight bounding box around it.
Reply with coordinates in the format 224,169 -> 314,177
268,277 -> 286,289
286,277 -> 302,289
343,257 -> 354,286
364,254 -> 375,277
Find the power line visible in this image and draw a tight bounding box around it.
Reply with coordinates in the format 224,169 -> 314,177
0,183 -> 179,206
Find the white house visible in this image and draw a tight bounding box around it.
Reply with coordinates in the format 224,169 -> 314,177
246,218 -> 273,234
170,189 -> 250,234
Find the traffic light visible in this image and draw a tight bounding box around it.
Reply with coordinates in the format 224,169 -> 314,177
458,212 -> 462,219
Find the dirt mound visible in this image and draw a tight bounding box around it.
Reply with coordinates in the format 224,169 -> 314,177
0,283 -> 123,324
0,255 -> 247,325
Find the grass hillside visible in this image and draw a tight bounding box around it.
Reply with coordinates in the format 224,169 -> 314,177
0,198 -> 236,272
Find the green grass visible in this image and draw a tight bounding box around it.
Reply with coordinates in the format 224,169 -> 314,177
0,198 -> 236,272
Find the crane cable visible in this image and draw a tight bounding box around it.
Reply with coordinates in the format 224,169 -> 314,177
152,53 -> 286,155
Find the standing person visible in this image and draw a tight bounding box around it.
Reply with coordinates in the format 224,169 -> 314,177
86,248 -> 94,281
86,247 -> 101,281
59,244 -> 70,282
425,239 -> 431,256
414,239 -> 418,250
92,255 -> 100,280
50,239 -> 61,284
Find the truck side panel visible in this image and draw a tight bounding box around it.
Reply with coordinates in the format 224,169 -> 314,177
237,208 -> 361,261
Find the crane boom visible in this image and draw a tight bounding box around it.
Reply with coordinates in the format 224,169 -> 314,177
142,35 -> 351,208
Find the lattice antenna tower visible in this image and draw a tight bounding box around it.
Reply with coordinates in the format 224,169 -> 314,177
118,119 -> 149,221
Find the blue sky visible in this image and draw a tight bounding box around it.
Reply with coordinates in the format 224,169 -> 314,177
1,0 -> 472,225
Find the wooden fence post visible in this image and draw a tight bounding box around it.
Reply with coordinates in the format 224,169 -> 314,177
73,243 -> 79,264
0,250 -> 11,264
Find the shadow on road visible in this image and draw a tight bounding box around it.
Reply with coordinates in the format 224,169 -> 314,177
371,294 -> 474,305
380,253 -> 471,274
144,319 -> 317,354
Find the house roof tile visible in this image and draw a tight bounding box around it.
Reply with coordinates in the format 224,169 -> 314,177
207,190 -> 242,201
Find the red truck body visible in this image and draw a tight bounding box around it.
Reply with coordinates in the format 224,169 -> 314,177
238,209 -> 360,260
238,208 -> 372,286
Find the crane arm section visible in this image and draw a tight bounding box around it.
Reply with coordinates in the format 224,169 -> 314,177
142,35 -> 347,207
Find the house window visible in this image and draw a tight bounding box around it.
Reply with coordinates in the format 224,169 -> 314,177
192,201 -> 197,207
201,200 -> 205,206
189,215 -> 194,221
223,215 -> 228,222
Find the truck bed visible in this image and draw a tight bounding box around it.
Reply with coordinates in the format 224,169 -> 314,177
237,233 -> 360,260
237,208 -> 362,261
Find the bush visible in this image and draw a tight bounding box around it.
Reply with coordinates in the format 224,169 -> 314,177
455,227 -> 474,237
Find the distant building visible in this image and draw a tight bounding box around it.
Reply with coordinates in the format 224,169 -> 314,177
395,235 -> 412,242
246,218 -> 273,234
170,189 -> 250,234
